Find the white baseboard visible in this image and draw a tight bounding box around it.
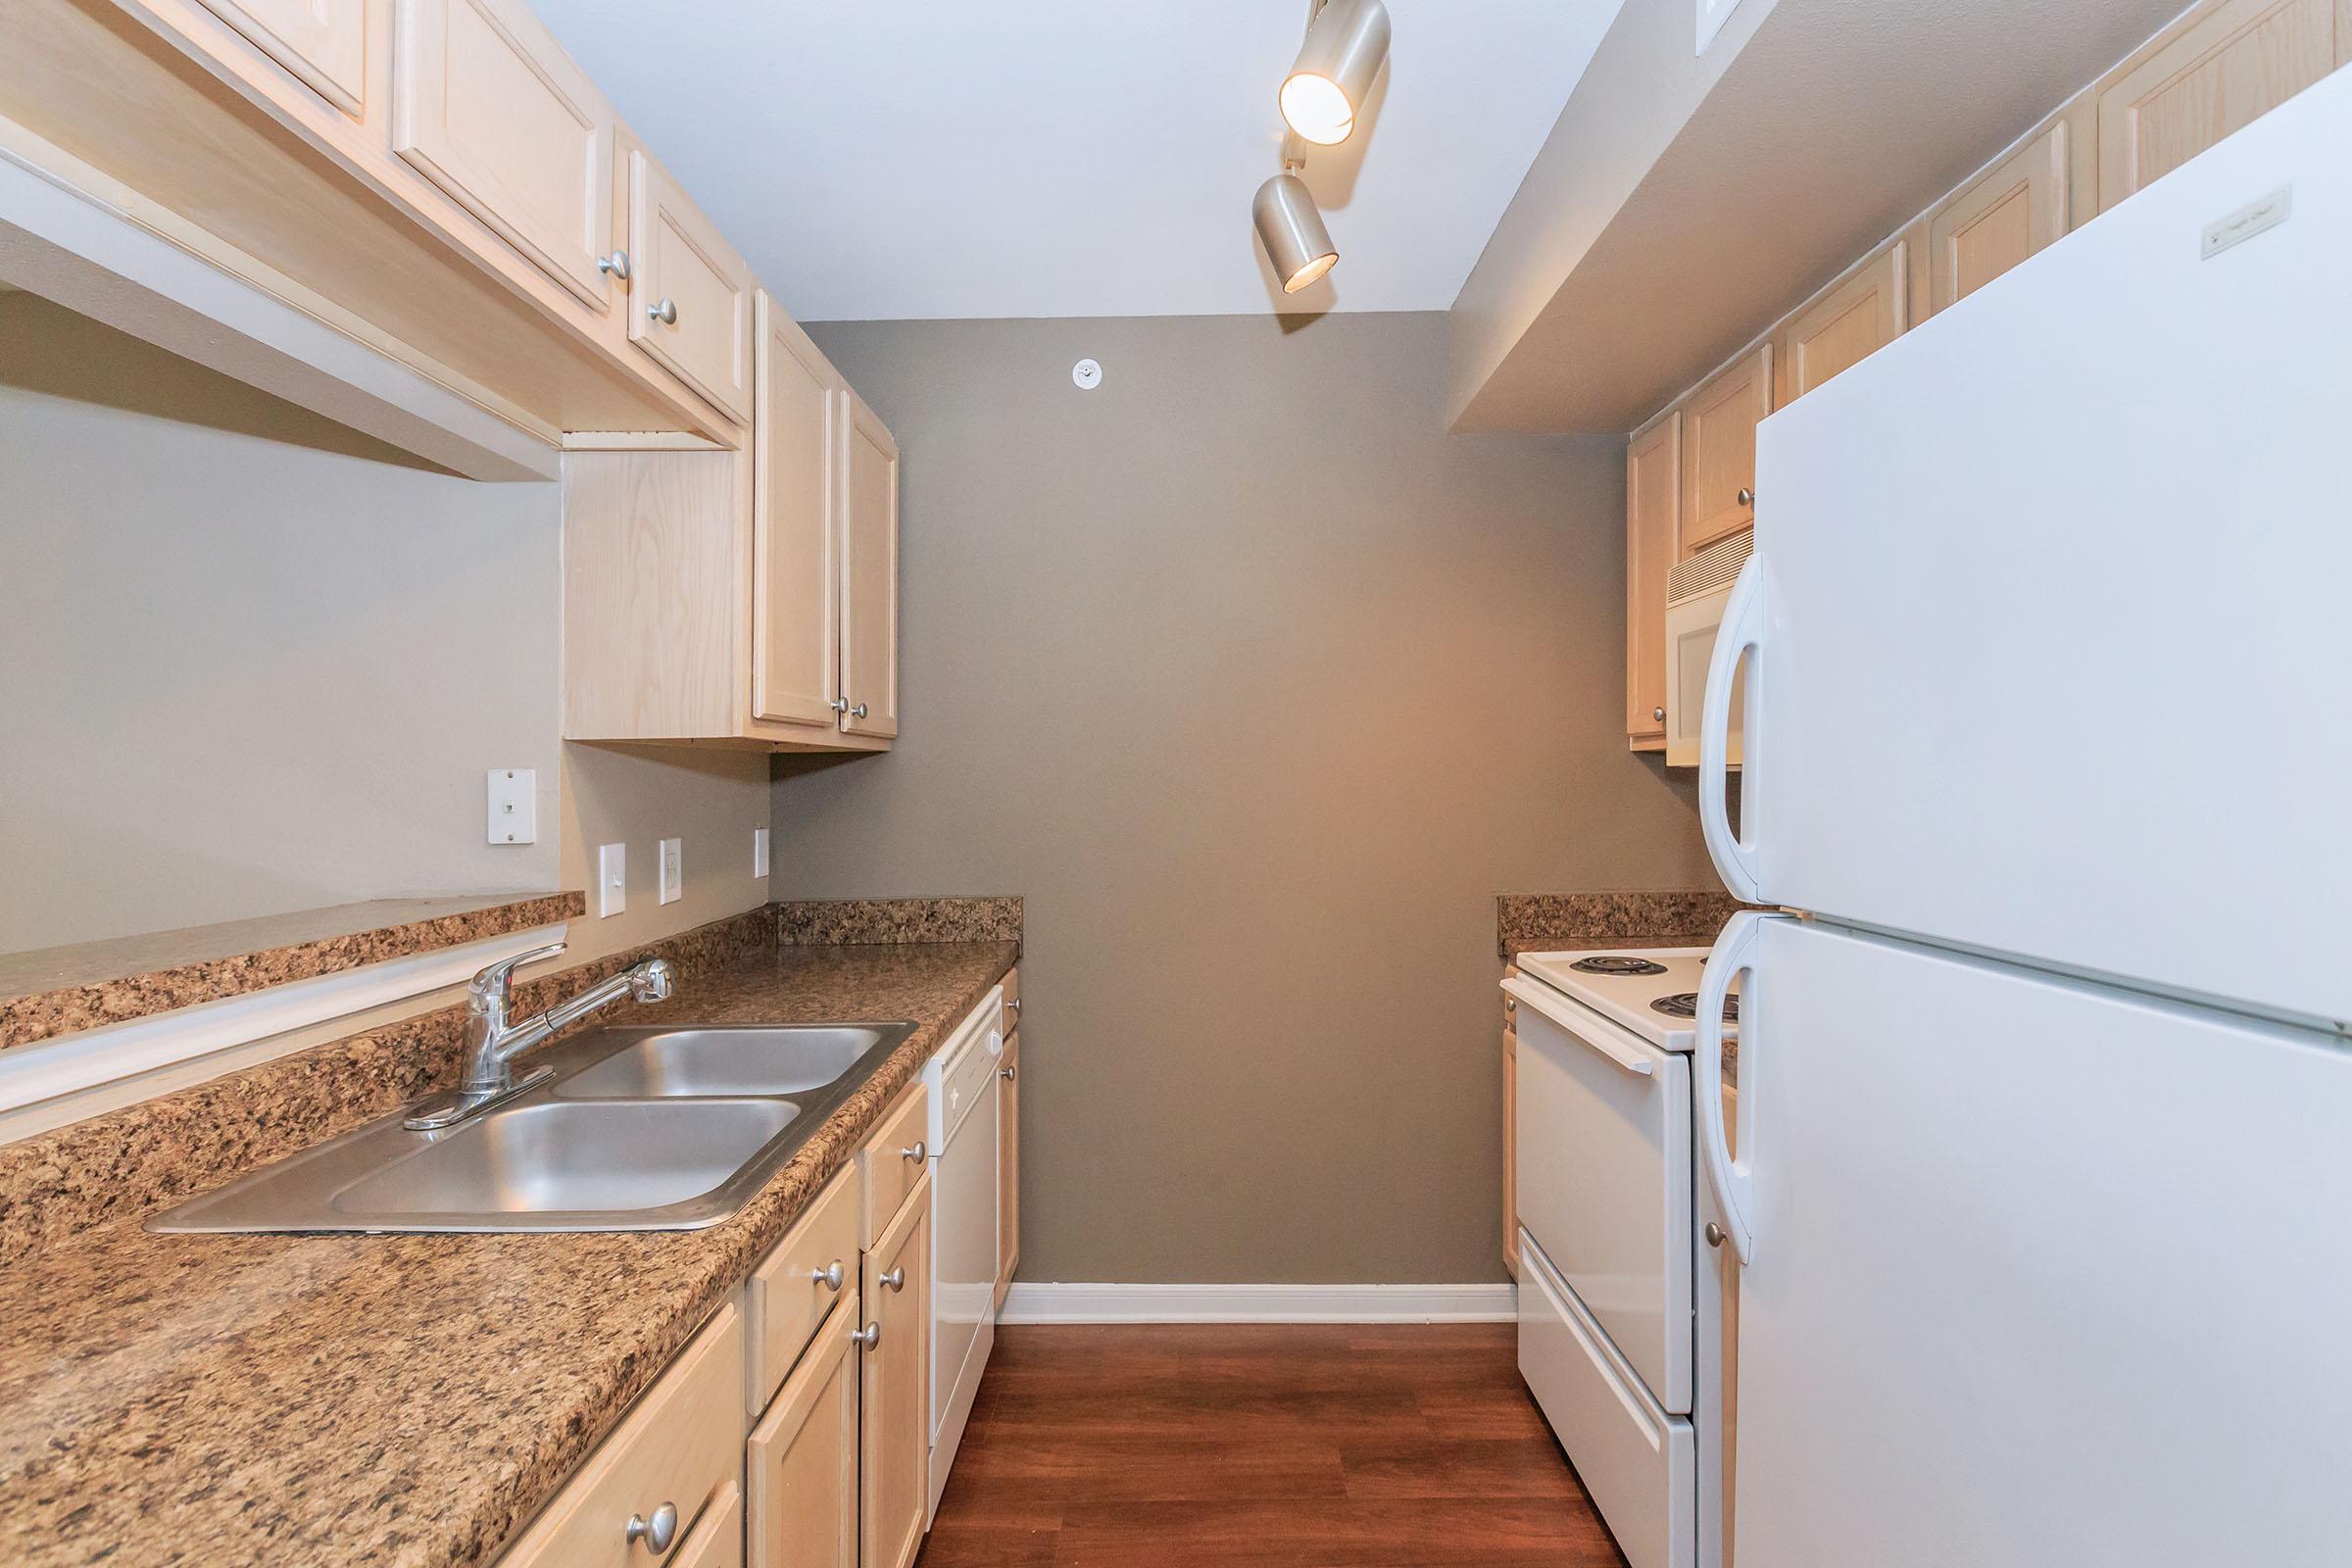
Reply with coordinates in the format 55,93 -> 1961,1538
997,1282 -> 1518,1325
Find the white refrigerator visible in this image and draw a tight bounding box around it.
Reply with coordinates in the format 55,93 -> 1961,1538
1692,69 -> 2352,1567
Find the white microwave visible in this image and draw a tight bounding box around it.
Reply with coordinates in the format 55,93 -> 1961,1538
1663,530 -> 1752,768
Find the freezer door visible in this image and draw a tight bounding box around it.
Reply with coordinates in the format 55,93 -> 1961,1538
1702,70 -> 2352,1027
1715,916 -> 2352,1568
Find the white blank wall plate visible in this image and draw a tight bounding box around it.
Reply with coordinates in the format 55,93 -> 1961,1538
659,838 -> 683,905
598,843 -> 625,917
486,769 -> 536,845
753,826 -> 770,879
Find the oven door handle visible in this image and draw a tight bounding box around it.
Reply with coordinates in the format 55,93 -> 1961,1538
1501,977 -> 1655,1077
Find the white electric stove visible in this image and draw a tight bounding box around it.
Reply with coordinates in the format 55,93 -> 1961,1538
1503,947 -> 1738,1568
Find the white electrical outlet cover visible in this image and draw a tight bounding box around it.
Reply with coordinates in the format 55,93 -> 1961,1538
753,827 -> 771,879
659,838 -> 683,905
598,843 -> 626,917
486,769 -> 537,845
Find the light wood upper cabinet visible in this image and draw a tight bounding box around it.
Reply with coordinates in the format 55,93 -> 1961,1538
995,1030 -> 1020,1310
195,0 -> 367,116
860,1175 -> 931,1568
629,151 -> 757,422
1679,346 -> 1770,558
1625,412 -> 1679,750
2098,0 -> 2339,209
753,296 -> 845,733
840,393 -> 902,742
392,0 -> 617,311
748,1293 -> 860,1568
1782,242 -> 1905,402
1930,123 -> 2068,313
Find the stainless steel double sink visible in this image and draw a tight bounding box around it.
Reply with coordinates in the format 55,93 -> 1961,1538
150,1021 -> 916,1234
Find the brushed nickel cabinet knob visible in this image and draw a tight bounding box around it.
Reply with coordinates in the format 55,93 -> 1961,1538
597,250 -> 631,280
810,1259 -> 845,1291
623,1501 -> 678,1554
648,297 -> 678,325
1736,487 -> 1754,507
853,1321 -> 880,1348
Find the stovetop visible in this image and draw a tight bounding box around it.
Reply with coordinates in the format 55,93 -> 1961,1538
1514,946 -> 1739,1052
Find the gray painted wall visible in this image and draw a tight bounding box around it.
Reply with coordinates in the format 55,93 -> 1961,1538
778,311 -> 1718,1284
0,296 -> 769,960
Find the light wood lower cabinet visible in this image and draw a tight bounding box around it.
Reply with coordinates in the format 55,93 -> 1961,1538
995,1029 -> 1020,1309
1502,977 -> 1519,1280
748,1293 -> 862,1568
860,1175 -> 933,1568
1624,413 -> 1678,752
498,1305 -> 745,1568
2098,0 -> 2339,210
673,1482 -> 746,1568
1929,122 -> 2068,313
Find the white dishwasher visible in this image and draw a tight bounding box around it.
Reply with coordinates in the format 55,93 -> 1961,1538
924,987 -> 1003,1518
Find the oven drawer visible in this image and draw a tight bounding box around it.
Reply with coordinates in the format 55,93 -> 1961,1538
1507,976 -> 1692,1412
1520,1233 -> 1695,1568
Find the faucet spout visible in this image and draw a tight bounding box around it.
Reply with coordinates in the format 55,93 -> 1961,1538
405,949 -> 675,1131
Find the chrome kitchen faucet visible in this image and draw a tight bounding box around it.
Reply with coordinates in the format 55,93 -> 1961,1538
405,943 -> 674,1131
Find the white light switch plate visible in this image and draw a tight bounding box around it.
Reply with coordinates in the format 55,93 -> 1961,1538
486,769 -> 536,845
598,843 -> 626,917
753,827 -> 770,879
659,838 -> 683,906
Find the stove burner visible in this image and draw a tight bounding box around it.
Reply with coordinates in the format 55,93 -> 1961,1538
1650,991 -> 1739,1021
1568,956 -> 1669,976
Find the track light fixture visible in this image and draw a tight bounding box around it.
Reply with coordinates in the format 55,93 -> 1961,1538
1253,168 -> 1339,293
1279,0 -> 1391,146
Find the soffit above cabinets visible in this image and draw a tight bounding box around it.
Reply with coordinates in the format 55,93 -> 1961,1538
1448,0 -> 2193,434
529,0 -> 1627,320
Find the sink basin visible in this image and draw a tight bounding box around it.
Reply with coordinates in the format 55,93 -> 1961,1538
331,1100 -> 798,1217
148,1017 -> 920,1234
556,1025 -> 901,1099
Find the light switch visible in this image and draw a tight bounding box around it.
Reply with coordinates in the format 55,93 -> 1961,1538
486,769 -> 536,845
598,843 -> 626,918
659,838 -> 683,906
753,827 -> 770,879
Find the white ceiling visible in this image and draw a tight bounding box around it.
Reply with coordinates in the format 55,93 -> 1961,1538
532,0 -> 1625,322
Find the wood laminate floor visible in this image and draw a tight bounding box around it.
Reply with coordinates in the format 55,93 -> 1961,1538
916,1322 -> 1630,1568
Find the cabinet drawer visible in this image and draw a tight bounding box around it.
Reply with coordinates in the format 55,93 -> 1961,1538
859,1083 -> 930,1249
749,1161 -> 860,1414
667,1479 -> 743,1568
629,151 -> 756,422
497,1304 -> 744,1568
393,0 -> 618,311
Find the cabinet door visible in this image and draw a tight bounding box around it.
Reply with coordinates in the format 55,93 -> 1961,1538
1625,412 -> 1678,749
629,151 -> 756,422
753,294 -> 843,731
1502,992 -> 1519,1279
196,0 -> 367,115
672,1481 -> 745,1568
994,1033 -> 1020,1310
748,1293 -> 859,1568
1679,347 -> 1770,558
1782,243 -> 1905,402
392,0 -> 616,310
1929,122 -> 2068,313
839,393 -> 900,741
2098,0 -> 2337,210
860,1176 -> 931,1568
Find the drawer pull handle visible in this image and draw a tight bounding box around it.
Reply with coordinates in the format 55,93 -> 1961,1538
1006,996 -> 1023,1016
1001,1064 -> 1015,1081
810,1259 -> 845,1291
880,1266 -> 906,1291
648,297 -> 678,325
853,1321 -> 881,1348
901,1141 -> 926,1161
623,1500 -> 678,1554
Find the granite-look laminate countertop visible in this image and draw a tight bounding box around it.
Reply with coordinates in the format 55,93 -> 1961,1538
0,939 -> 1016,1568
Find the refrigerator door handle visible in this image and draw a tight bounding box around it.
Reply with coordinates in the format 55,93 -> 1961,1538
1698,909 -> 1777,1265
1700,553 -> 1769,903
